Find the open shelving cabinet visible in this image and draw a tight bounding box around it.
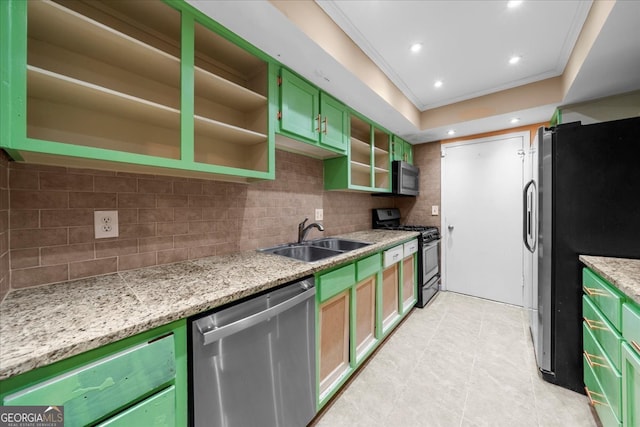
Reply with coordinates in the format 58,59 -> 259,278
1,0 -> 275,182
324,112 -> 390,191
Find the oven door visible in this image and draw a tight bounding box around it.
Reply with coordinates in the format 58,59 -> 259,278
422,239 -> 439,283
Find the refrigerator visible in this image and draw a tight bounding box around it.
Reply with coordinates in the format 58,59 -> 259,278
528,116 -> 640,393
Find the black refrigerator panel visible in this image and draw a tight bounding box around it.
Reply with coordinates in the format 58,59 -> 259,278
545,116 -> 640,393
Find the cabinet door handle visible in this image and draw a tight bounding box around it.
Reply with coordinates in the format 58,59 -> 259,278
632,340 -> 640,353
583,317 -> 608,331
316,114 -> 322,133
584,351 -> 609,369
584,387 -> 607,407
322,116 -> 328,135
583,286 -> 609,297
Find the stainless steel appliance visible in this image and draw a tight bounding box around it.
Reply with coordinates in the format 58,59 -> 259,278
533,117 -> 640,393
189,277 -> 316,427
392,160 -> 419,196
372,208 -> 440,307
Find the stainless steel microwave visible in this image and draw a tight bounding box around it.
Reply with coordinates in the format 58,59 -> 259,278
392,160 -> 419,196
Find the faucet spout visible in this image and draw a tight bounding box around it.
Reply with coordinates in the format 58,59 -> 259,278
298,218 -> 324,243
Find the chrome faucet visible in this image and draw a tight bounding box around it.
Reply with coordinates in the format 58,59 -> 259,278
298,218 -> 324,243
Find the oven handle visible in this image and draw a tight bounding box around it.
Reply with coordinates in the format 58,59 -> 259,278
422,239 -> 440,248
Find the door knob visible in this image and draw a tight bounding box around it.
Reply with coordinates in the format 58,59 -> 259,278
448,225 -> 454,231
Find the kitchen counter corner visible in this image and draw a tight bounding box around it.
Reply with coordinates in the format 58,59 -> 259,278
580,255 -> 640,304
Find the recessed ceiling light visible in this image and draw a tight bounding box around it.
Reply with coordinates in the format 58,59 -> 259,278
434,80 -> 443,88
510,117 -> 520,124
410,43 -> 423,53
447,130 -> 455,136
509,55 -> 521,65
507,0 -> 523,8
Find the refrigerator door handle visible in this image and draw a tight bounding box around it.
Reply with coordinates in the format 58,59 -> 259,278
523,179 -> 537,253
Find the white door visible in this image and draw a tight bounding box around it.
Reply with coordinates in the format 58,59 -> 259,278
441,132 -> 528,306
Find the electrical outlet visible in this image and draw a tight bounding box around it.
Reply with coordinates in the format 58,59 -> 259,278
431,205 -> 439,216
315,209 -> 323,221
94,210 -> 119,239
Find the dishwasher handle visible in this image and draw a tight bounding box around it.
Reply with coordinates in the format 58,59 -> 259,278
199,286 -> 316,345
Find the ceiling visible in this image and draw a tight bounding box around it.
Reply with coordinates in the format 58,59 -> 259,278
188,0 -> 640,144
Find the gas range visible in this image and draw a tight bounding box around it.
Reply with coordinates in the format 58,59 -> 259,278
371,209 -> 440,242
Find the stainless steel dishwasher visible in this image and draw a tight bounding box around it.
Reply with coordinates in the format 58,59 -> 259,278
190,277 -> 316,427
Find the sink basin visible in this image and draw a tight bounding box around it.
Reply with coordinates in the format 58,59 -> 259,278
306,238 -> 371,251
260,238 -> 372,262
264,244 -> 343,262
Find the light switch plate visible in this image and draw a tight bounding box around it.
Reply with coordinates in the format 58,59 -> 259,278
315,209 -> 323,221
94,210 -> 119,239
431,205 -> 439,216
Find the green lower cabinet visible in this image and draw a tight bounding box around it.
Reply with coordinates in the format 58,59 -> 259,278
315,243 -> 414,410
622,342 -> 640,427
583,267 -> 640,427
583,322 -> 622,421
0,320 -> 187,427
97,386 -> 176,427
584,354 -> 622,427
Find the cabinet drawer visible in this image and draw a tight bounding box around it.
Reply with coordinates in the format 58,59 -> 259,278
584,355 -> 622,427
583,296 -> 624,370
383,246 -> 403,268
622,303 -> 640,355
583,268 -> 625,330
97,386 -> 176,427
403,239 -> 418,257
622,342 -> 640,427
583,323 -> 622,420
3,334 -> 176,427
356,253 -> 381,282
318,264 -> 356,302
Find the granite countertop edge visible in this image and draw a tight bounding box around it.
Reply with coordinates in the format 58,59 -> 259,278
579,255 -> 640,305
0,230 -> 418,381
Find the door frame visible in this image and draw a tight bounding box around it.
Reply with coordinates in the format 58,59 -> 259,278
440,130 -> 530,293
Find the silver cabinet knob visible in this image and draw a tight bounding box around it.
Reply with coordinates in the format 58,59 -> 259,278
448,225 -> 454,231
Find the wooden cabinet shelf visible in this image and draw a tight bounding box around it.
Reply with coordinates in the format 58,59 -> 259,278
28,66 -> 181,158
195,66 -> 267,112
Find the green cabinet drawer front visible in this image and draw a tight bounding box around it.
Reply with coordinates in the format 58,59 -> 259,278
583,323 -> 622,420
319,264 -> 356,302
584,355 -> 622,427
623,303 -> 640,352
583,268 -> 625,330
356,253 -> 381,282
97,386 -> 175,427
4,335 -> 176,426
584,295 -> 624,370
622,342 -> 640,427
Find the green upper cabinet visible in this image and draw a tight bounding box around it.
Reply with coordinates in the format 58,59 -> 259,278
0,0 -> 275,182
324,112 -> 390,192
278,68 -> 348,155
391,135 -> 413,164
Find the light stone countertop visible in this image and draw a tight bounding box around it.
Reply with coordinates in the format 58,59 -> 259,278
0,229 -> 418,381
580,255 -> 640,305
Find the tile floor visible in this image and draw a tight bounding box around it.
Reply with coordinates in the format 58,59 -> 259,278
313,291 -> 597,427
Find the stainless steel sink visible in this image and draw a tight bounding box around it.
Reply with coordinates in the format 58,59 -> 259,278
306,238 -> 371,252
260,238 -> 371,262
264,244 -> 342,262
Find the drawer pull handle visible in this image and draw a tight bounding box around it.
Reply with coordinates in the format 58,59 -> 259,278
584,351 -> 609,369
584,387 -> 607,407
583,317 -> 608,331
583,286 -> 609,297
632,340 -> 640,354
